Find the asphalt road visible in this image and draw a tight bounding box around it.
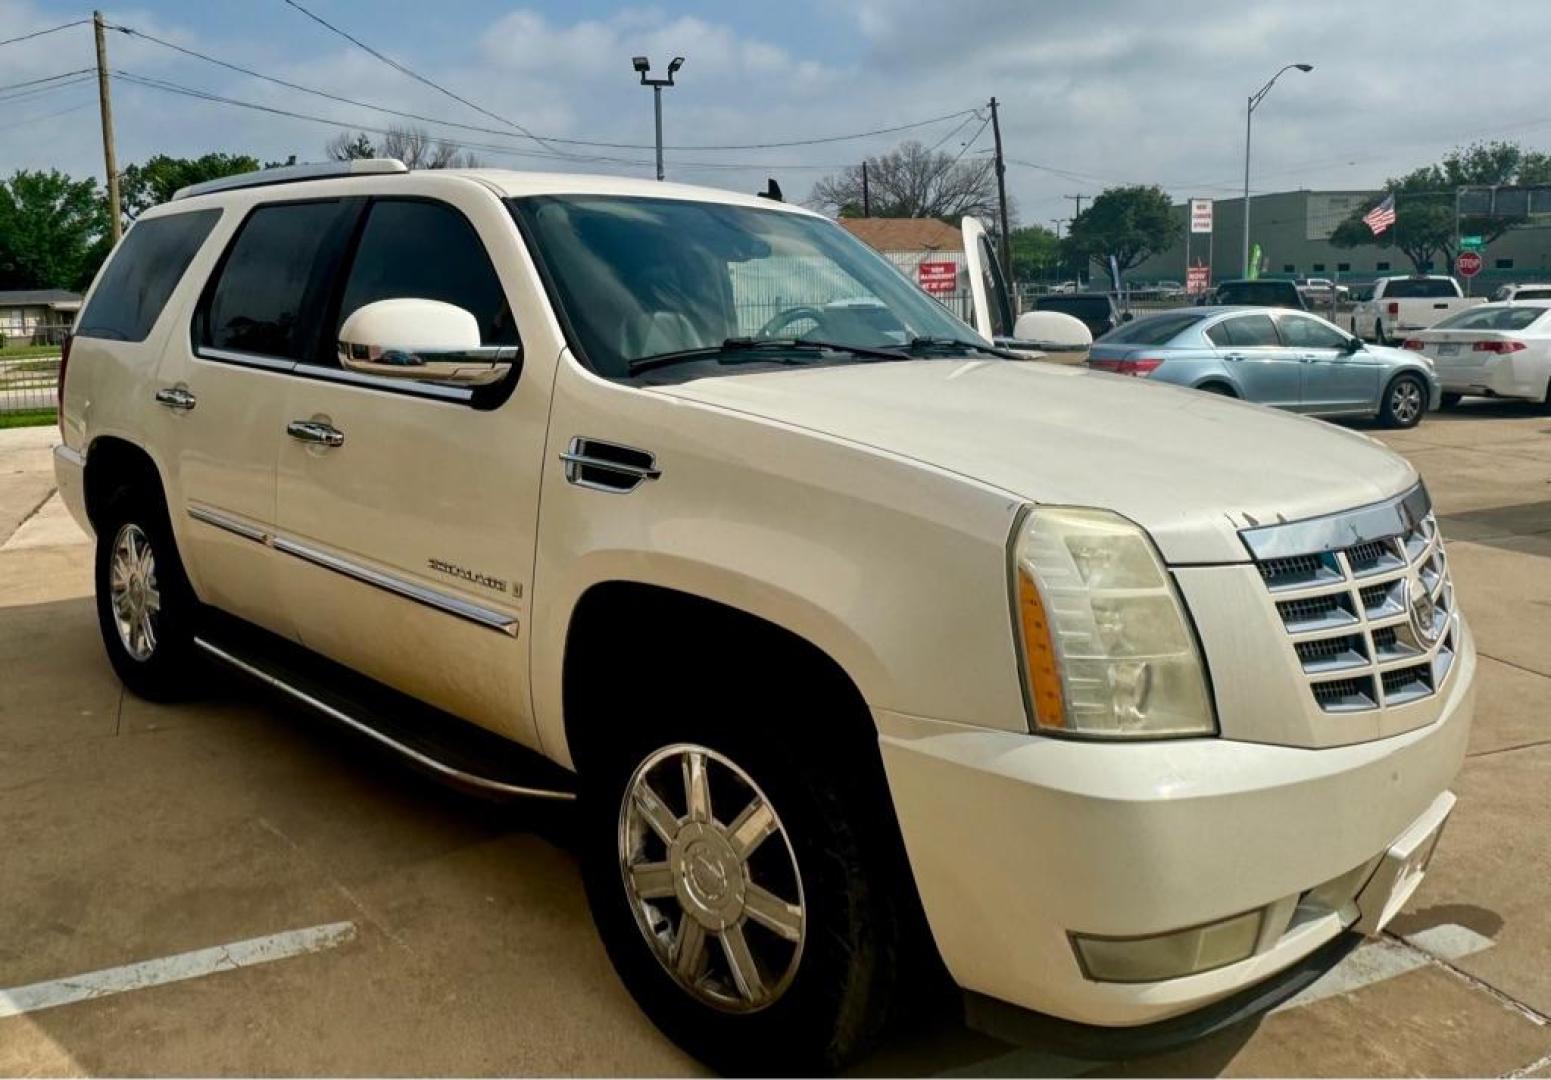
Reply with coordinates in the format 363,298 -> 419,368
2,401 -> 1549,1077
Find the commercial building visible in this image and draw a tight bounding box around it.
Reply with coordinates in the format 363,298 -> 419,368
1132,191 -> 1551,292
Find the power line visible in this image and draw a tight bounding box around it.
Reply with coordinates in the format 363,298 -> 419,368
277,0 -> 577,158
0,97 -> 94,133
110,20 -> 978,153
950,114 -> 992,166
0,18 -> 90,49
111,70 -> 855,172
0,73 -> 98,107
0,69 -> 95,96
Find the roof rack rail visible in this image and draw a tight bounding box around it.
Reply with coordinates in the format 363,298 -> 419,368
171,158 -> 409,201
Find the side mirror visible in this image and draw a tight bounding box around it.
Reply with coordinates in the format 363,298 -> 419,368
1121,311 -> 1134,322
1343,335 -> 1364,353
338,298 -> 518,387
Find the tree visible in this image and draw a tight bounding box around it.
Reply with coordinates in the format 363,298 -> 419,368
325,125 -> 480,169
808,140 -> 1002,222
1008,225 -> 1060,282
120,153 -> 263,220
1064,185 -> 1180,288
1331,141 -> 1551,274
0,170 -> 109,291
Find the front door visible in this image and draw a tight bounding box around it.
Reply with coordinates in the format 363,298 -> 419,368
1280,312 -> 1381,413
1205,312 -> 1301,408
272,188 -> 553,747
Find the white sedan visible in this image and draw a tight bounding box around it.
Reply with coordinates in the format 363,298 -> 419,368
1405,302 -> 1551,409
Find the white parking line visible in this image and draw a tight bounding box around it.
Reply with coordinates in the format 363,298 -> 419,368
0,921 -> 356,1019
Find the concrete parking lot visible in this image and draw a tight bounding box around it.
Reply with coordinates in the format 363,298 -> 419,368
1,405 -> 1548,1077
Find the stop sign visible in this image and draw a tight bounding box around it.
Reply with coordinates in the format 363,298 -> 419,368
1457,251 -> 1483,278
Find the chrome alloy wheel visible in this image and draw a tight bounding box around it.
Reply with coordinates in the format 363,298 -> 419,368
109,523 -> 160,661
619,744 -> 806,1013
1390,379 -> 1424,424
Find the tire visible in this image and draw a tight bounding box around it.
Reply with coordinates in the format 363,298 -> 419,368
1439,392 -> 1463,410
93,479 -> 201,701
1374,320 -> 1391,347
581,716 -> 903,1074
1539,378 -> 1551,415
1379,373 -> 1428,429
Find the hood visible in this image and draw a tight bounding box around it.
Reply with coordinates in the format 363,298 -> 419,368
648,359 -> 1419,564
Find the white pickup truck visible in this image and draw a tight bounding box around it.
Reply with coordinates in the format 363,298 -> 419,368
1350,275 -> 1484,344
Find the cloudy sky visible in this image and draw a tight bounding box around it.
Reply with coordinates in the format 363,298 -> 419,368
2,0 -> 1548,226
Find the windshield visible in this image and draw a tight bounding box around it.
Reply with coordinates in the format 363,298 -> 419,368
1433,305 -> 1550,331
509,195 -> 972,378
1036,295 -> 1111,319
1384,278 -> 1458,299
1100,311 -> 1205,345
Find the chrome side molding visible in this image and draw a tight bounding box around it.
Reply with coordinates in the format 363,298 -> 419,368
185,503 -> 518,636
192,637 -> 574,801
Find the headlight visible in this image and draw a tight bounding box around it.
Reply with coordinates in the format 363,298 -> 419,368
1010,506 -> 1215,738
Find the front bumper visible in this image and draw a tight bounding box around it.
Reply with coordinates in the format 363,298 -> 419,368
875,624 -> 1474,1028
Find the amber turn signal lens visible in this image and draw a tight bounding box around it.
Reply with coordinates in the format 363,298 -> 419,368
1017,567 -> 1066,730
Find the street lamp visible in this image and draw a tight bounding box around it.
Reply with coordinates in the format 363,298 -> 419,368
633,55 -> 684,181
1242,62 -> 1312,277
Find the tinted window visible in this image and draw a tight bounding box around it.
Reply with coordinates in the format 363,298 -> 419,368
1214,281 -> 1302,307
1037,295 -> 1112,320
337,200 -> 516,347
1383,279 -> 1458,299
1513,289 -> 1551,300
1279,315 -> 1350,349
1206,314 -> 1281,348
1101,311 -> 1204,345
76,210 -> 219,342
976,235 -> 1012,337
1433,305 -> 1549,331
204,201 -> 348,359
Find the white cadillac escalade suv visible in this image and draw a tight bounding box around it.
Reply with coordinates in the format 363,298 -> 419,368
56,160 -> 1473,1072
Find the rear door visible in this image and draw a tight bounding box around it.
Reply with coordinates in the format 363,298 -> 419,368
1280,312 -> 1380,413
159,198 -> 359,639
1204,312 -> 1301,408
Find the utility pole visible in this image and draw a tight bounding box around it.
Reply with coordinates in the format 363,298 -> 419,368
1064,193 -> 1085,219
862,160 -> 871,217
988,97 -> 1012,283
1049,218 -> 1064,240
93,10 -> 121,245
1050,218 -> 1064,284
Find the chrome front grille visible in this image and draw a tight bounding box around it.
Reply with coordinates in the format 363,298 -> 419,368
1242,485 -> 1457,715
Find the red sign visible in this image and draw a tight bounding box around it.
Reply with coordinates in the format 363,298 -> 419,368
1456,250 -> 1483,278
917,260 -> 958,295
1186,265 -> 1211,294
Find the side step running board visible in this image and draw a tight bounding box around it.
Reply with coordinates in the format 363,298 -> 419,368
192,617 -> 575,802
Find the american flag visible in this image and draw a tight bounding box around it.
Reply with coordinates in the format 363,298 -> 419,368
1363,194 -> 1397,236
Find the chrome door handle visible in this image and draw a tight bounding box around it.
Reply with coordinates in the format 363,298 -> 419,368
154,387 -> 196,410
1223,353 -> 1245,362
287,420 -> 344,447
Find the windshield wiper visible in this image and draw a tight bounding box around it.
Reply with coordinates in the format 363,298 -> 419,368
628,336 -> 908,375
907,336 -> 1023,360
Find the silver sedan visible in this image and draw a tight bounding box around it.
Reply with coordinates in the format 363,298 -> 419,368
1087,306 -> 1440,428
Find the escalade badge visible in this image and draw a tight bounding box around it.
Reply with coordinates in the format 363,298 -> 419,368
1407,568 -> 1442,645
428,558 -> 514,596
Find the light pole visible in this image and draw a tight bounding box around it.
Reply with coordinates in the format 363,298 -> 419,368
1242,62 -> 1312,277
633,55 -> 684,181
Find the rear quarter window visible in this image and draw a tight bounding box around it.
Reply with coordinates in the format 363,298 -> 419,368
1101,311 -> 1204,345
74,210 -> 221,342
1383,279 -> 1458,299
